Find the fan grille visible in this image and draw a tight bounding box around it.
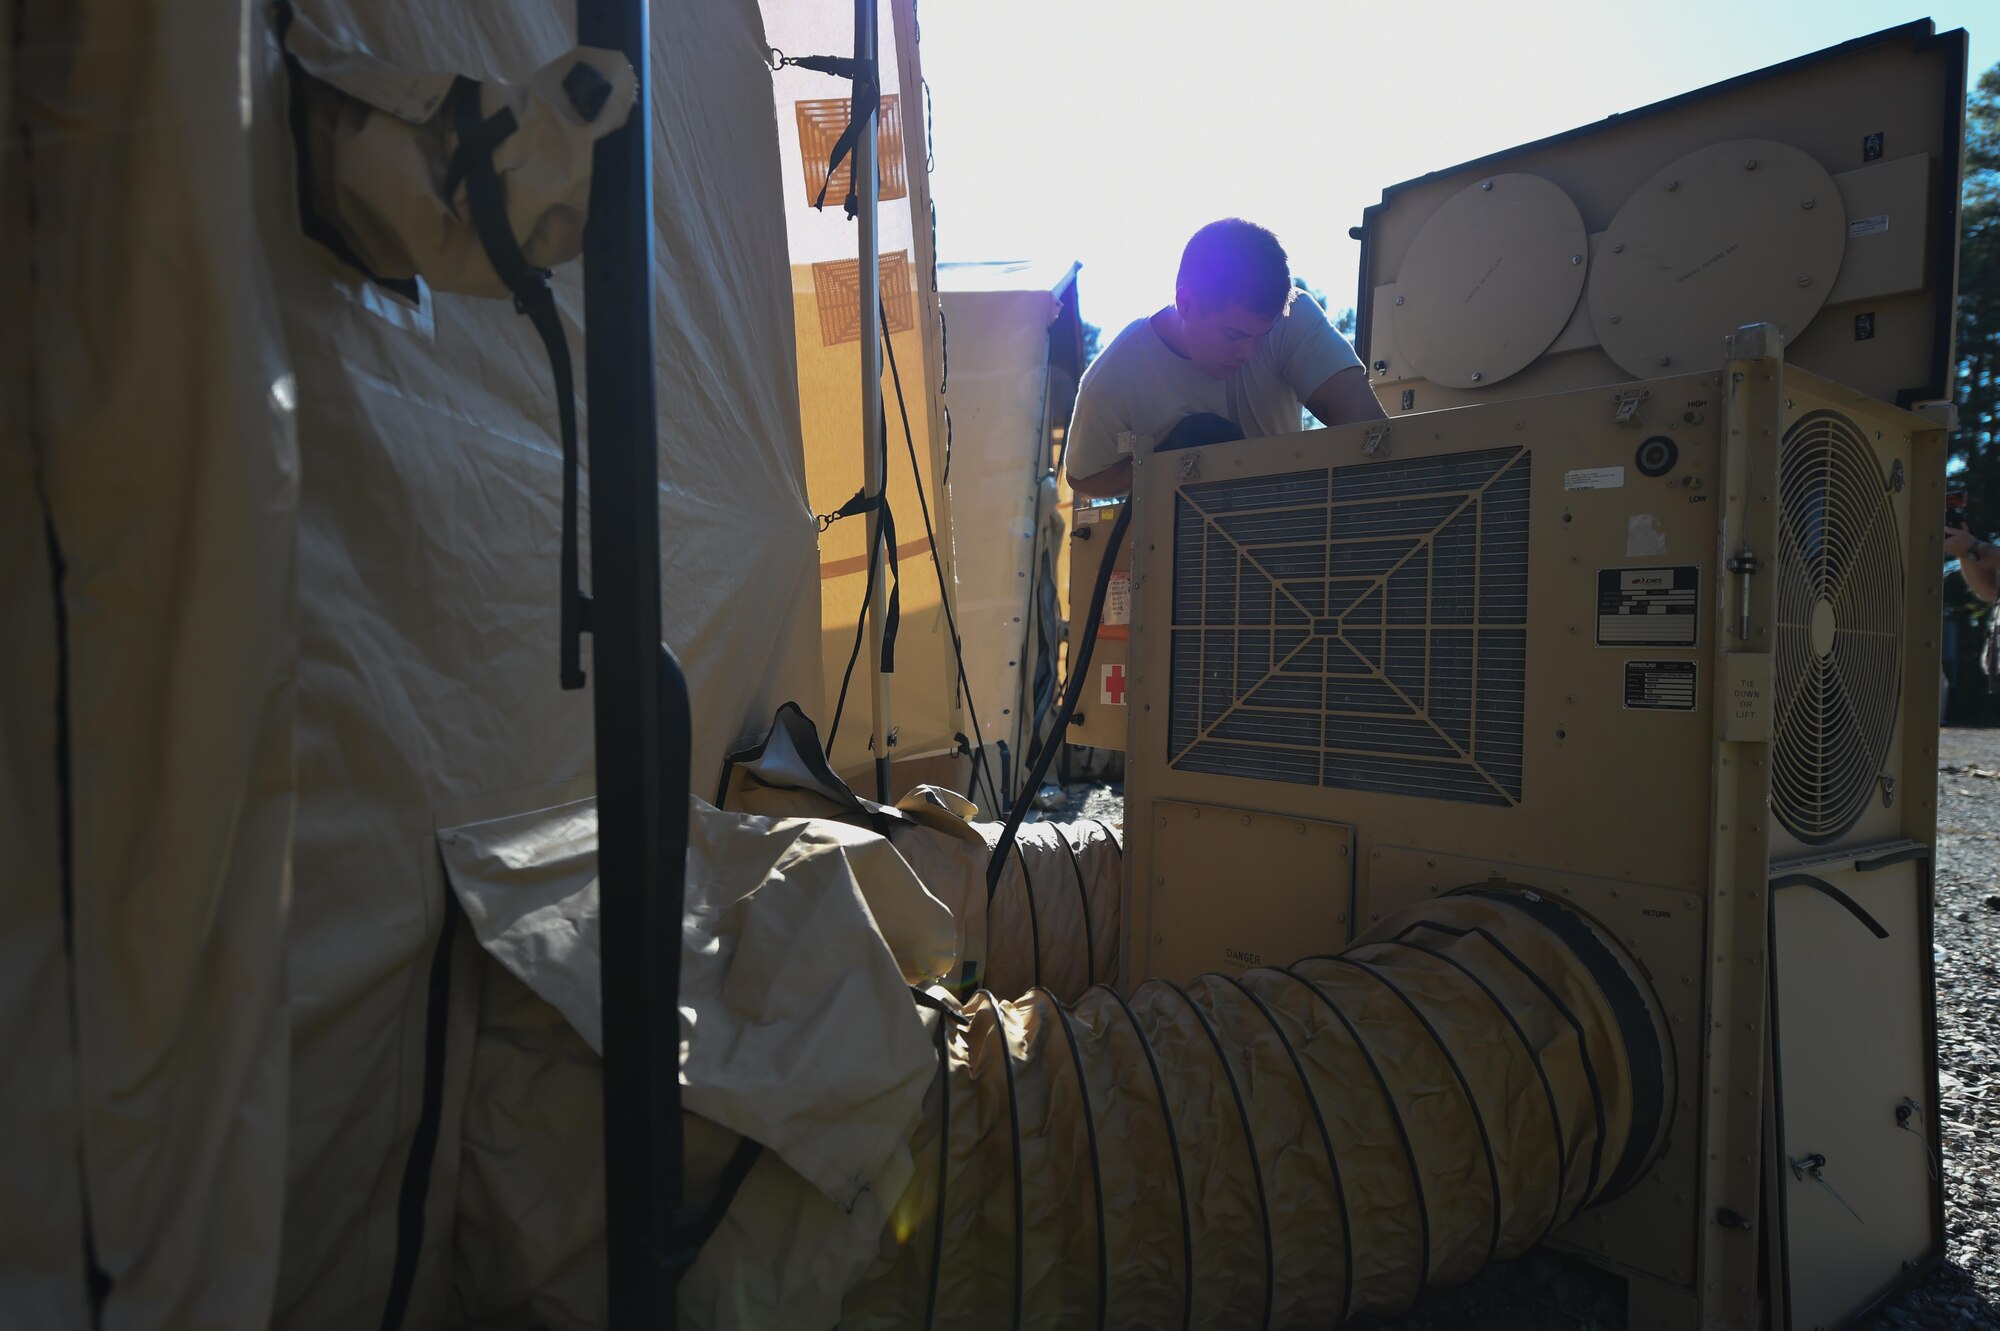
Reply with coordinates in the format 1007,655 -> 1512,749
1166,448 -> 1530,806
1772,410 -> 1904,844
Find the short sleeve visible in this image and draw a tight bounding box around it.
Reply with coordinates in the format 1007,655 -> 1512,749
1272,296 -> 1362,400
1062,369 -> 1124,483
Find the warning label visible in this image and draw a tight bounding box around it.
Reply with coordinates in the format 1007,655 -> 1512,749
1597,566 -> 1699,647
1624,660 -> 1697,710
1100,570 -> 1132,641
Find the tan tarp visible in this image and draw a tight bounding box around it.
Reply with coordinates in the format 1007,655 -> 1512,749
2,3 -> 297,1327
2,0 -> 824,1326
443,797 -> 954,1330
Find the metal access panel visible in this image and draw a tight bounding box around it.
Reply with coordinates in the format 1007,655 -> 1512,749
1768,853 -> 1942,1330
1355,21 -> 1966,416
1123,371 -> 1734,961
1148,801 -> 1353,980
1066,497 -> 1131,751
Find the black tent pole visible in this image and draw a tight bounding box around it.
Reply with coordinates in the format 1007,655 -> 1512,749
576,1 -> 689,1327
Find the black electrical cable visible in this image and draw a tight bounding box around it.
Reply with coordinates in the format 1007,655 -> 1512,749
880,301 -> 1001,813
984,500 -> 1131,897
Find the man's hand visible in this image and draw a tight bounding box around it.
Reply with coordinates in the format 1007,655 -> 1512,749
1069,455 -> 1133,499
1947,526 -> 2000,603
1305,366 -> 1387,428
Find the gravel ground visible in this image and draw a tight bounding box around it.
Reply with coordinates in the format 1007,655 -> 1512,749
1035,731 -> 2000,1328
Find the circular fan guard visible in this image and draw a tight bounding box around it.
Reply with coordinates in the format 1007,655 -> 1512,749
1772,410 -> 1903,844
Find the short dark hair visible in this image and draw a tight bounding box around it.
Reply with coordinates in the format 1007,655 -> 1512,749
1176,219 -> 1293,319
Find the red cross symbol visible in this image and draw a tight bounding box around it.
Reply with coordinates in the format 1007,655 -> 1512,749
1101,663 -> 1127,705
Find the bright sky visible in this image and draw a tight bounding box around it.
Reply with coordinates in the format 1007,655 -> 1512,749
922,3 -> 1996,336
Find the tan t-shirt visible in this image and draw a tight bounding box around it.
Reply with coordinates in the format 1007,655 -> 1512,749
1063,296 -> 1362,483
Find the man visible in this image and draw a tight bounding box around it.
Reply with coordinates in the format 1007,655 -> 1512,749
1065,218 -> 1384,497
1945,523 -> 2000,722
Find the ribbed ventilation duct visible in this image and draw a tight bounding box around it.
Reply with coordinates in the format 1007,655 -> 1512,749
838,888 -> 1672,1329
980,818 -> 1123,999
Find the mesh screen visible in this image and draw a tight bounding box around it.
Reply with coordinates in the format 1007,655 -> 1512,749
1167,448 -> 1531,806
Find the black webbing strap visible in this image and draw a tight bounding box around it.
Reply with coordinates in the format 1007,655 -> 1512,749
445,76 -> 589,690
767,49 -> 880,217
379,892 -> 462,1331
665,1135 -> 763,1284
822,484 -> 902,674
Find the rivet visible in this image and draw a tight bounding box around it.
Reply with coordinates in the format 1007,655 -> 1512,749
1394,295 -> 1406,306
1608,314 -> 1622,324
1470,371 -> 1484,382
1797,276 -> 1813,288
1658,355 -> 1672,367
1570,254 -> 1582,265
1666,179 -> 1679,192
1744,158 -> 1758,170
1612,242 -> 1626,254
1801,198 -> 1817,210
1480,179 -> 1494,191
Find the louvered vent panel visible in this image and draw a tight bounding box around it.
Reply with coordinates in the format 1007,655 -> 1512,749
1168,448 -> 1531,805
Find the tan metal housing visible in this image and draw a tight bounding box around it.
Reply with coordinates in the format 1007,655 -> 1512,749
1105,21 -> 1965,1327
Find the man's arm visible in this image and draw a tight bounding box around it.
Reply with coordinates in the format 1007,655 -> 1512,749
1946,527 -> 2000,602
1069,455 -> 1133,498
1304,365 -> 1387,428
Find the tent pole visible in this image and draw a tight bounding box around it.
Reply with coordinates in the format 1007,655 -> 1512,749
855,0 -> 893,802
577,0 -> 688,1327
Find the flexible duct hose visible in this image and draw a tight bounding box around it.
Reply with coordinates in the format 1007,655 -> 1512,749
839,888 -> 1673,1330
979,818 -> 1123,1000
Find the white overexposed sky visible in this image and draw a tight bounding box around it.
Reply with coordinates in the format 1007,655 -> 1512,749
920,3 -> 1996,336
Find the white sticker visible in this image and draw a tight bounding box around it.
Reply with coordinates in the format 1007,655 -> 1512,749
1105,570 -> 1131,626
1565,466 -> 1626,491
1849,214 -> 1890,238
1626,513 -> 1667,557
1099,662 -> 1127,706
1115,430 -> 1142,456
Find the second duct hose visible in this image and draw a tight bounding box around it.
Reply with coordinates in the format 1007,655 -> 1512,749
838,888 -> 1673,1330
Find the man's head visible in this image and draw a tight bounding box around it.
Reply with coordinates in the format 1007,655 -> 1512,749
1173,219 -> 1294,379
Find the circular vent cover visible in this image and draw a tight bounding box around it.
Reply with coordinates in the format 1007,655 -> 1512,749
1390,172 -> 1589,390
1773,410 -> 1903,844
1587,138 -> 1846,379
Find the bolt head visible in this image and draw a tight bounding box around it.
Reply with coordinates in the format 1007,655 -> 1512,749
1612,242 -> 1626,254
1570,254 -> 1582,265
1394,294 -> 1405,306
1608,314 -> 1622,325
1666,179 -> 1680,191
1744,158 -> 1758,170
1480,179 -> 1494,191
1797,276 -> 1813,287
1658,356 -> 1671,366
1801,198 -> 1817,210
1470,371 -> 1483,382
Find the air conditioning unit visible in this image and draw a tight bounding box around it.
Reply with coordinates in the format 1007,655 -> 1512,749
1116,21 -> 1963,1331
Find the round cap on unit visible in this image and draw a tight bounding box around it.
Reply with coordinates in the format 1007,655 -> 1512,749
1587,138 -> 1846,379
1389,172 -> 1589,391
